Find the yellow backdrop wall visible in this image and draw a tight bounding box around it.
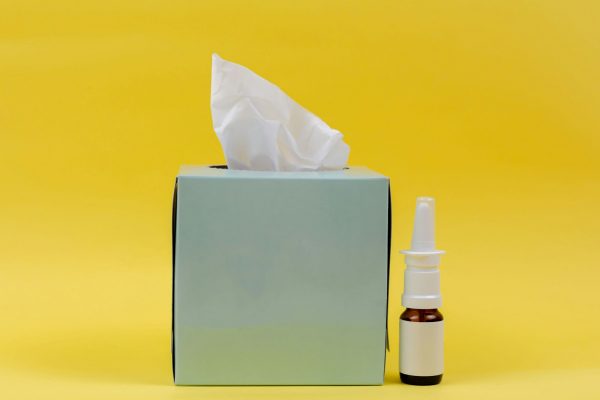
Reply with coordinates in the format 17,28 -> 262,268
1,1 -> 599,399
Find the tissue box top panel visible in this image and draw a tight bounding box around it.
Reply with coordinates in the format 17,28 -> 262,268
177,165 -> 386,180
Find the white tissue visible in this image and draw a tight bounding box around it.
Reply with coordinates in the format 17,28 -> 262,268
210,54 -> 350,171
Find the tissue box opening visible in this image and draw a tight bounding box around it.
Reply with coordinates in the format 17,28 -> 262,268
172,165 -> 390,385
209,165 -> 350,170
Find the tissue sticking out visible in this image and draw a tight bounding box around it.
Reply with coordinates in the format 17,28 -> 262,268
210,54 -> 350,171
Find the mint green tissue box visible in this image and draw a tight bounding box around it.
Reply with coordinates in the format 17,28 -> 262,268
172,165 -> 390,385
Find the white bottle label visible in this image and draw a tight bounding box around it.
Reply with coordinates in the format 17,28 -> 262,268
400,320 -> 444,376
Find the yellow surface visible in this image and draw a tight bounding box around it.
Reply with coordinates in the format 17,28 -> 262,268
1,0 -> 599,398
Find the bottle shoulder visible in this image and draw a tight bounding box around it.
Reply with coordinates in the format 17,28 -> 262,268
400,308 -> 443,322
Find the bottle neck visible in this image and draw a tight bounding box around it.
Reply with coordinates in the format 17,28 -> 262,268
400,308 -> 443,322
402,265 -> 442,309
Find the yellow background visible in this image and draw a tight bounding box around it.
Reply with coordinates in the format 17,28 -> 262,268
1,0 -> 599,398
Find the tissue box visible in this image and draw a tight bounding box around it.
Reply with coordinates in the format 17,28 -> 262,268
172,166 -> 390,385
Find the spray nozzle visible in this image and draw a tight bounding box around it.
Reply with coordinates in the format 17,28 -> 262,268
402,196 -> 444,257
401,196 -> 444,309
410,197 -> 436,252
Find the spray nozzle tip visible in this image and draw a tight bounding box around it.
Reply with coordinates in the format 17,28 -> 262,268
409,196 -> 437,252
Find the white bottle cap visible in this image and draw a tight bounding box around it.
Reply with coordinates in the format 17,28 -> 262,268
401,197 -> 445,309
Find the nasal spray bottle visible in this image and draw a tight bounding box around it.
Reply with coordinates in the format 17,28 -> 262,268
400,197 -> 444,385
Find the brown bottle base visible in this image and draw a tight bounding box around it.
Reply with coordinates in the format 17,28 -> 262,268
400,373 -> 442,386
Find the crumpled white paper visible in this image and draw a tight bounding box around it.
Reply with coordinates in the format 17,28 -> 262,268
210,54 -> 350,171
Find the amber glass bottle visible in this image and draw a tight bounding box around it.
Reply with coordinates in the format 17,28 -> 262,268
400,308 -> 444,385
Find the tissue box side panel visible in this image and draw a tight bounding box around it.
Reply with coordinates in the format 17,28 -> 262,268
384,188 -> 392,363
174,173 -> 388,385
171,180 -> 178,383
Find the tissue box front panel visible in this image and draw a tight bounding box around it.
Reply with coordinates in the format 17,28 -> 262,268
173,167 -> 389,385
